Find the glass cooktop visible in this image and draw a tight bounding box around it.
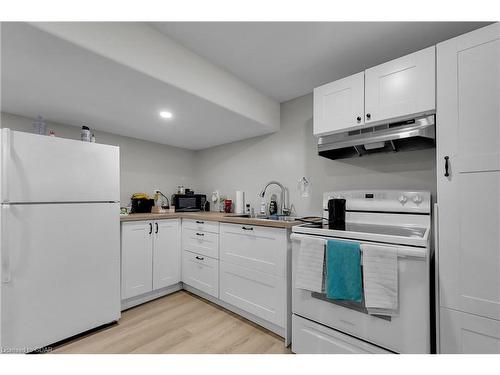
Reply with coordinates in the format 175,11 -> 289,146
300,221 -> 426,238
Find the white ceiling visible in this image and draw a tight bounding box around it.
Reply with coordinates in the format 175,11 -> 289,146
1,22 -> 491,150
1,23 -> 272,150
153,22 -> 490,102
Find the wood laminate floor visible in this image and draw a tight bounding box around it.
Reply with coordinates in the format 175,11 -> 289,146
51,291 -> 292,354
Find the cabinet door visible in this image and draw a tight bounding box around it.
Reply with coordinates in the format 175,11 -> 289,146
153,219 -> 181,290
437,23 -> 500,321
121,221 -> 153,299
440,308 -> 500,354
313,72 -> 365,136
219,261 -> 286,327
365,46 -> 435,125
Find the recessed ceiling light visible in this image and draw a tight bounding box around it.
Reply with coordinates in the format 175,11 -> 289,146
159,111 -> 173,119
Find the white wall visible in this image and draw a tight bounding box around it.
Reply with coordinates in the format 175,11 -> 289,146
2,93 -> 437,215
0,112 -> 199,205
196,93 -> 437,216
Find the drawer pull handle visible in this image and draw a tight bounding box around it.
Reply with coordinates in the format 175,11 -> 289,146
195,232 -> 205,236
195,256 -> 204,261
242,226 -> 253,231
196,221 -> 204,224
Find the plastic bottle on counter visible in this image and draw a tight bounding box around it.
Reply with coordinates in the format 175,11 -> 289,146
32,116 -> 47,135
81,126 -> 91,142
260,199 -> 267,215
90,133 -> 96,143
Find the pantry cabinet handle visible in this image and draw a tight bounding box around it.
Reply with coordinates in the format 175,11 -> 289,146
196,221 -> 204,224
242,226 -> 253,231
195,256 -> 204,261
195,232 -> 204,236
444,156 -> 450,177
155,222 -> 159,234
149,223 -> 152,235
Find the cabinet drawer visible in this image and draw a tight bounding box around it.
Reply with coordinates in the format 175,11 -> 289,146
219,260 -> 285,327
182,219 -> 219,234
292,315 -> 391,354
182,227 -> 219,259
220,223 -> 286,276
440,307 -> 500,354
182,250 -> 219,298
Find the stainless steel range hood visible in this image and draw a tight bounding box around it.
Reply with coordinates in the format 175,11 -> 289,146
317,115 -> 435,160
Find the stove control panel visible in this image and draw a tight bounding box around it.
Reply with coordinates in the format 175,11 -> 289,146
323,190 -> 431,214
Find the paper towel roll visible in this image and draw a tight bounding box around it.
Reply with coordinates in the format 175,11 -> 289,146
235,191 -> 245,214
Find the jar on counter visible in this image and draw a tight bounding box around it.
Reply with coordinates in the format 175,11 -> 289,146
224,199 -> 233,213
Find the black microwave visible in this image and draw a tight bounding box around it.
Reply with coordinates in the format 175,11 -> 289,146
171,194 -> 207,212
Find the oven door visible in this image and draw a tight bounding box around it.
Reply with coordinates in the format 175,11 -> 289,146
291,232 -> 430,354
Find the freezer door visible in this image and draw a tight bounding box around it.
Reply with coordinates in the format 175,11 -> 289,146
0,203 -> 120,352
1,129 -> 119,203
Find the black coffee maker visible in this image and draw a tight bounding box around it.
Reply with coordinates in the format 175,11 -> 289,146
328,198 -> 346,230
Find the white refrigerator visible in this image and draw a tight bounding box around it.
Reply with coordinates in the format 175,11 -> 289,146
0,128 -> 121,353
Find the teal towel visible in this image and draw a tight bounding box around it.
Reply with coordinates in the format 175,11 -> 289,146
326,239 -> 362,302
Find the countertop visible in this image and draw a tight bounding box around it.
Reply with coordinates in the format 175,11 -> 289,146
120,211 -> 302,228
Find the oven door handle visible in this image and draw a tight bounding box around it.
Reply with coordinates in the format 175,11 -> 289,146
290,233 -> 427,259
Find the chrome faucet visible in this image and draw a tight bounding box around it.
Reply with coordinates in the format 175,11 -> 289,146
259,181 -> 290,216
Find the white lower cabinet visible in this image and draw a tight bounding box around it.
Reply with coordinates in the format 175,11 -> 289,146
219,223 -> 288,329
292,315 -> 391,354
440,308 -> 500,354
123,218 -> 290,338
153,219 -> 181,290
182,250 -> 219,298
219,261 -> 286,327
121,219 -> 181,301
121,221 -> 154,300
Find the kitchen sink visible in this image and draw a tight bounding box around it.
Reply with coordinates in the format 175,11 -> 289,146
230,214 -> 297,222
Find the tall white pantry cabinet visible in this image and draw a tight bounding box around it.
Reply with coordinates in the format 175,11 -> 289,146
437,22 -> 500,353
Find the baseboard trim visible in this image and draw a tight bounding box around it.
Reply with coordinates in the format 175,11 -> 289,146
121,283 -> 182,310
120,282 -> 286,341
182,284 -> 285,339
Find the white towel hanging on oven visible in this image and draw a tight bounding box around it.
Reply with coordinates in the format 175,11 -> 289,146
295,237 -> 325,293
361,243 -> 398,316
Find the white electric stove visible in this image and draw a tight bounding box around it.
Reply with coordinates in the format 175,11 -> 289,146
291,190 -> 432,354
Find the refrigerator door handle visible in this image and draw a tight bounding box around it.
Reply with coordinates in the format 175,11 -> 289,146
1,205 -> 11,283
1,128 -> 11,203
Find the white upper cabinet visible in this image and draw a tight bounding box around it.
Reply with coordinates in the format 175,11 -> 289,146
365,46 -> 435,125
313,72 -> 365,136
313,46 -> 436,136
